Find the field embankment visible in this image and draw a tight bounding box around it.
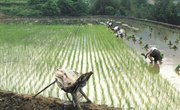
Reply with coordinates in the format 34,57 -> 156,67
121,17 -> 180,29
0,16 -> 180,29
0,90 -> 120,110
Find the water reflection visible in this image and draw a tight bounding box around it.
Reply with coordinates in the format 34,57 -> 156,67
120,19 -> 180,91
151,63 -> 160,73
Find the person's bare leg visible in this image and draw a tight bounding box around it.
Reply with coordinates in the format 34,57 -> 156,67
79,89 -> 92,103
148,56 -> 153,63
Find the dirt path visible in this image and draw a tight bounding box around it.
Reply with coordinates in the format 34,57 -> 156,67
0,90 -> 121,110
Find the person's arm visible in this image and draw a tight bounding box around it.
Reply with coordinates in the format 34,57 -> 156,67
145,49 -> 153,58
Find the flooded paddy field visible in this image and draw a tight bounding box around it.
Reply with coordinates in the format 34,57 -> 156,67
0,21 -> 180,109
119,19 -> 180,91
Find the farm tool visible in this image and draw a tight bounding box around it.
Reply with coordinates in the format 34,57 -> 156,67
34,69 -> 93,110
33,79 -> 57,98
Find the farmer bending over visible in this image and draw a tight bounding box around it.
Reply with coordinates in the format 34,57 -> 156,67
113,26 -> 120,33
145,47 -> 162,63
116,29 -> 125,38
108,20 -> 113,28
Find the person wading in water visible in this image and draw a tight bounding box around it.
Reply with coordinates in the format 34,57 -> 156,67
145,47 -> 163,63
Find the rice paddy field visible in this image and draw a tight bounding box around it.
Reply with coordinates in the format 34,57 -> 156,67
0,23 -> 180,110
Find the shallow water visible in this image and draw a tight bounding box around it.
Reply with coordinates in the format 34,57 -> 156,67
120,20 -> 180,91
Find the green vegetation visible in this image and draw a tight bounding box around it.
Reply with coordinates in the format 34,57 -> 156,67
175,65 -> 180,73
0,0 -> 180,25
0,23 -> 179,109
152,0 -> 179,24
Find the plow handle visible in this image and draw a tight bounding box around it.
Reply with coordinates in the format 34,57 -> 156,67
33,79 -> 57,98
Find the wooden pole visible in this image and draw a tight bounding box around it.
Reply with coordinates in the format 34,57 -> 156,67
33,79 -> 57,98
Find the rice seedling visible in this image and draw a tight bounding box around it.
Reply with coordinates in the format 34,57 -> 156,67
0,24 -> 179,109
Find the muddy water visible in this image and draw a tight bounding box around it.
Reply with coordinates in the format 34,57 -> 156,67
120,20 -> 180,91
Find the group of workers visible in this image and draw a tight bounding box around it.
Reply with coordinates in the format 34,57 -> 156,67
106,20 -> 125,38
106,19 -> 163,64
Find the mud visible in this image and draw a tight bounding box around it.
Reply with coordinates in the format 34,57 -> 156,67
0,90 -> 121,110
